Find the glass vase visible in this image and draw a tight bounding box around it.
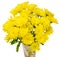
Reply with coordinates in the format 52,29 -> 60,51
23,44 -> 36,57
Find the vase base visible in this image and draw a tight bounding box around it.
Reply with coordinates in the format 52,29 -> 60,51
23,44 -> 36,57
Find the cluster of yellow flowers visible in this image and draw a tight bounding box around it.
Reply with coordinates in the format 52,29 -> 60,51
3,2 -> 58,52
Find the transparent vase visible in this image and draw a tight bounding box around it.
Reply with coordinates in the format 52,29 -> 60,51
23,44 -> 36,57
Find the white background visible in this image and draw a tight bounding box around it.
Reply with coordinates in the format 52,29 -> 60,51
0,0 -> 60,57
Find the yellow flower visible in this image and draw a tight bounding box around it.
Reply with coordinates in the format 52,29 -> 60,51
14,16 -> 28,26
4,35 -> 10,42
45,9 -> 54,16
7,27 -> 19,39
33,8 -> 45,16
45,26 -> 53,35
3,19 -> 15,32
10,2 -> 28,15
22,33 -> 34,45
31,16 -> 40,26
21,2 -> 28,9
26,22 -> 33,31
20,9 -> 31,17
35,24 -> 44,34
30,42 -> 40,52
19,28 -> 28,37
40,17 -> 50,29
10,4 -> 22,15
35,34 -> 48,44
49,17 -> 58,24
28,4 -> 37,11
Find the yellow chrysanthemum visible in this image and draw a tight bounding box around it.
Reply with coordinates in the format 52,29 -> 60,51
35,24 -> 44,34
7,27 -> 19,39
22,33 -> 34,45
45,26 -> 53,35
14,16 -> 28,26
28,4 -> 37,11
49,17 -> 58,24
33,8 -> 45,16
10,2 -> 28,15
35,34 -> 48,44
19,28 -> 28,37
40,17 -> 50,29
26,22 -> 33,31
30,42 -> 40,52
21,2 -> 28,9
20,9 -> 31,17
3,19 -> 15,32
45,9 -> 54,17
31,16 -> 40,26
4,35 -> 11,42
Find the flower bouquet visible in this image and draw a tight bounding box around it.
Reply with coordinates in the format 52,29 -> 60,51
3,2 -> 58,57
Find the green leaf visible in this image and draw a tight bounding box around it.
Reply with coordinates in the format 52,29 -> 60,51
16,41 -> 21,52
10,38 -> 18,45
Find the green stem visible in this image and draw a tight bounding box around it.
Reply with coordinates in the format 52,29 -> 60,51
16,41 -> 21,52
